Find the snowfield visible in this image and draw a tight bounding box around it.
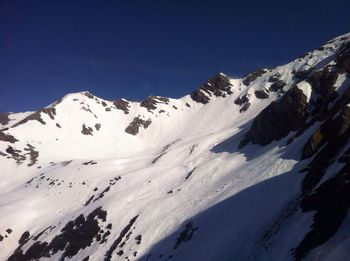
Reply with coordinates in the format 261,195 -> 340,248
1,33 -> 350,261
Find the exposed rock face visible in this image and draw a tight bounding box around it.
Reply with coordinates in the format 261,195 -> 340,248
294,156 -> 350,260
125,116 -> 152,135
8,207 -> 108,261
239,86 -> 308,148
306,67 -> 338,120
335,42 -> 350,74
302,106 -> 350,160
82,124 -> 94,136
0,112 -> 10,125
3,143 -> 39,165
12,107 -> 57,128
0,131 -> 18,143
140,96 -> 169,111
83,91 -> 95,99
113,99 -> 130,114
242,69 -> 267,86
42,107 -> 56,120
13,111 -> 46,127
269,80 -> 286,92
267,73 -> 286,92
234,94 -> 250,112
254,89 -> 269,99
191,73 -> 233,104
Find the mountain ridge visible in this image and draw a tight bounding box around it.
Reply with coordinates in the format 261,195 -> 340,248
1,32 -> 350,261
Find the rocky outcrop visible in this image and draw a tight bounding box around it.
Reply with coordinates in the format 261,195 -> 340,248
125,116 -> 152,135
306,67 -> 338,120
267,74 -> 286,93
293,155 -> 350,260
0,113 -> 10,125
0,131 -> 18,143
302,106 -> 350,159
140,96 -> 169,111
81,124 -> 94,136
234,94 -> 250,113
335,42 -> 350,74
191,73 -> 233,104
269,80 -> 286,92
13,111 -> 46,127
113,99 -> 130,114
254,89 -> 269,99
242,69 -> 267,86
42,107 -> 56,120
8,207 -> 108,261
239,86 -> 308,148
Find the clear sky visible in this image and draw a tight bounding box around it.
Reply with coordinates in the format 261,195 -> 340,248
1,0 -> 350,112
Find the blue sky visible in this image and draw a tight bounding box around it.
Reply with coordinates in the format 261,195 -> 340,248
1,0 -> 350,112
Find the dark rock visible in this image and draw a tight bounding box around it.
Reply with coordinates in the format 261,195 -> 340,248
8,207 -> 107,261
24,144 -> 39,166
0,131 -> 18,143
302,106 -> 350,192
239,86 -> 308,148
140,96 -> 170,111
6,146 -> 25,164
125,116 -> 152,135
13,111 -> 46,127
18,231 -> 31,245
303,106 -> 350,159
334,42 -> 350,74
185,168 -> 196,180
294,70 -> 310,79
83,91 -> 95,99
242,69 -> 266,86
267,73 -> 282,83
104,215 -> 139,261
83,160 -> 97,165
307,67 -> 338,119
234,94 -> 250,112
42,107 -> 56,120
173,222 -> 198,249
191,73 -> 233,104
93,186 -> 111,202
113,99 -> 130,114
95,123 -> 101,131
293,162 -> 350,260
254,89 -> 269,99
0,112 -> 10,125
135,235 -> 142,244
82,124 -> 93,136
269,80 -> 286,92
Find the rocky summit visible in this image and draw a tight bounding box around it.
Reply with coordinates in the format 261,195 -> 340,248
1,33 -> 350,261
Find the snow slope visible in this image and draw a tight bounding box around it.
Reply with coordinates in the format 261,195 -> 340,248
1,32 -> 350,261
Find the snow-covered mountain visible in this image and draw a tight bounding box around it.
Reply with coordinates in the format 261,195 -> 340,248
1,32 -> 350,261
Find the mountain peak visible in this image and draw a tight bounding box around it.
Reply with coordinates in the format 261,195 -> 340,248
2,32 -> 350,261
190,72 -> 234,104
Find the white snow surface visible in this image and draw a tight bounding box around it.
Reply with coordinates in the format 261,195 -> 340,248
297,81 -> 313,102
0,32 -> 350,261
